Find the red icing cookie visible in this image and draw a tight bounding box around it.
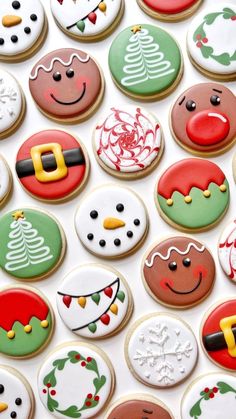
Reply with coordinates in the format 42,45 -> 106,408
143,0 -> 199,14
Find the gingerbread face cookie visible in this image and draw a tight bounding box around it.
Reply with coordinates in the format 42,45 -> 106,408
106,395 -> 173,419
16,130 -> 89,202
171,83 -> 236,156
29,48 -> 104,123
156,158 -> 230,232
218,220 -> 236,282
143,237 -> 215,308
0,155 -> 12,207
137,0 -> 202,22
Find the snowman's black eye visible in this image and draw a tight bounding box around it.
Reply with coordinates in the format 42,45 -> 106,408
0,384 -> 4,394
116,203 -> 124,212
12,1 -> 21,9
15,398 -> 22,406
134,219 -> 140,226
10,413 -> 17,419
90,210 -> 98,219
30,14 -> 38,21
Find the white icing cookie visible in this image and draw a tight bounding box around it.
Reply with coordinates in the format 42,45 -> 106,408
0,69 -> 23,136
57,264 -> 132,338
233,152 -> 236,183
74,184 -> 148,258
187,3 -> 236,76
125,313 -> 198,388
181,372 -> 236,419
38,343 -> 114,419
218,220 -> 236,282
0,155 -> 11,205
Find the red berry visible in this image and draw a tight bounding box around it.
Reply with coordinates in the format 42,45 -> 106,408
87,357 -> 92,362
46,383 -> 52,388
86,401 -> 92,407
204,388 -> 209,393
196,41 -> 202,48
94,396 -> 99,401
43,389 -> 47,394
202,37 -> 208,43
213,387 -> 218,393
81,361 -> 86,367
51,390 -> 56,396
87,394 -> 93,399
231,15 -> 236,20
196,34 -> 202,40
75,354 -> 81,360
209,393 -> 214,399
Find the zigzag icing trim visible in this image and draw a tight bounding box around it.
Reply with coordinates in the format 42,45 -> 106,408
145,242 -> 205,267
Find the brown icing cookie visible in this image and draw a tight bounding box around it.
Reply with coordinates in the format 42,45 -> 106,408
107,397 -> 173,419
142,236 -> 215,308
29,48 -> 104,123
170,83 -> 236,156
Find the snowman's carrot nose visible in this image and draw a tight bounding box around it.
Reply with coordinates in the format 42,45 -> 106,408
103,218 -> 125,230
0,402 -> 8,412
2,15 -> 22,27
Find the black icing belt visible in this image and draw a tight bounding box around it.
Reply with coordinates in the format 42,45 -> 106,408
203,327 -> 236,351
16,148 -> 85,178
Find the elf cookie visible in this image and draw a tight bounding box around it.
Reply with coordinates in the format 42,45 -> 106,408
16,130 -> 89,202
187,4 -> 236,81
137,0 -> 202,22
142,237 -> 215,309
51,0 -> 124,41
181,372 -> 236,419
0,365 -> 34,419
156,158 -> 230,232
171,83 -> 236,156
108,24 -> 183,100
201,299 -> 236,371
93,106 -> 164,179
75,185 -> 148,259
0,208 -> 66,280
0,0 -> 47,62
125,313 -> 198,388
38,342 -> 115,418
29,48 -> 104,123
0,155 -> 12,207
57,264 -> 133,338
0,286 -> 54,358
218,220 -> 236,282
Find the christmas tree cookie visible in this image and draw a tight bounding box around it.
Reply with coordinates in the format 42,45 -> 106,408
137,0 -> 202,22
0,208 -> 66,280
108,24 -> 183,100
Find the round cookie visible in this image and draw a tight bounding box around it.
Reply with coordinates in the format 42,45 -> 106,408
0,208 -> 66,280
0,0 -> 47,62
93,106 -> 164,179
0,365 -> 34,418
29,48 -> 104,123
155,158 -> 230,232
218,220 -> 236,282
233,152 -> 236,183
50,0 -> 124,41
201,299 -> 236,371
15,130 -> 89,202
125,313 -> 198,388
181,372 -> 236,419
137,0 -> 202,22
108,24 -> 183,101
38,342 -> 115,418
75,184 -> 148,259
187,3 -> 236,81
142,236 -> 215,309
0,285 -> 54,358
0,155 -> 12,207
57,264 -> 133,338
170,83 -> 236,156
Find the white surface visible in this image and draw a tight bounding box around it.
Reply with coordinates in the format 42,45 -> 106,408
0,0 -> 235,418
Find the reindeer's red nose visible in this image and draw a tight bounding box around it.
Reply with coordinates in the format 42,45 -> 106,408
186,110 -> 230,146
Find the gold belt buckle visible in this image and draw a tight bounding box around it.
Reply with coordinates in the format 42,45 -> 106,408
30,143 -> 68,183
220,315 -> 236,357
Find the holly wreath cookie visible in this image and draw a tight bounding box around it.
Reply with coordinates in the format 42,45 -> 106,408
0,208 -> 66,280
51,0 -> 124,41
0,155 -> 12,207
38,342 -> 115,418
218,220 -> 236,283
75,184 -> 149,259
187,3 -> 236,81
15,130 -> 89,202
142,236 -> 215,309
93,106 -> 164,179
0,0 -> 47,62
155,158 -> 230,232
29,48 -> 104,123
170,83 -> 236,156
137,0 -> 202,22
0,285 -> 54,358
108,24 -> 183,100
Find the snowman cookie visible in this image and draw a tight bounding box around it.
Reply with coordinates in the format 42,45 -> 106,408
137,0 -> 202,22
187,3 -> 236,80
0,0 -> 47,62
0,155 -> 12,207
38,342 -> 115,419
75,184 -> 149,259
29,48 -> 104,123
218,220 -> 236,282
0,365 -> 34,419
51,0 -> 124,41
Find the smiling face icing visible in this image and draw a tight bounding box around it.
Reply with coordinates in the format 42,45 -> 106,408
107,399 -> 172,419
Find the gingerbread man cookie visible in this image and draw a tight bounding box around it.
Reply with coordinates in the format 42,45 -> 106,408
137,0 -> 202,22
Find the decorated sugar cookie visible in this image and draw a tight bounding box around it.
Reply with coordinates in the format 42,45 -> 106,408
233,152 -> 236,183
16,130 -> 89,202
29,48 -> 104,123
75,185 -> 148,258
38,342 -> 114,418
156,158 -> 230,232
93,106 -> 164,179
171,83 -> 236,156
201,299 -> 236,371
137,0 -> 202,22
181,373 -> 236,419
187,4 -> 236,80
57,264 -> 133,338
0,208 -> 65,280
125,313 -> 198,388
0,155 -> 12,207
218,220 -> 236,282
108,24 -> 183,100
0,286 -> 54,358
51,0 -> 124,41
0,0 -> 47,62
142,237 -> 215,308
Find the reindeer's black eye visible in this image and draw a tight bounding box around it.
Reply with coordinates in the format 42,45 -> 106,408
186,100 -> 196,112
210,95 -> 221,106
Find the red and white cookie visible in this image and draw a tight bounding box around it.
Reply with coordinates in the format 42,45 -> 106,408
218,220 -> 236,282
137,0 -> 202,21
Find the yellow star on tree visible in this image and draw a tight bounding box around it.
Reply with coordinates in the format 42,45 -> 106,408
12,210 -> 24,220
131,25 -> 142,34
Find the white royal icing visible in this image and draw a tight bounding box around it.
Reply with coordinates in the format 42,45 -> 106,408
145,243 -> 205,267
75,185 -> 148,258
56,264 -> 129,338
0,70 -> 22,133
218,220 -> 236,282
0,155 -> 10,203
127,314 -> 198,387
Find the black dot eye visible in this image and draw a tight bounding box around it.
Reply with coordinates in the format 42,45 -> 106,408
10,413 -> 17,419
99,240 -> 106,247
87,233 -> 94,241
114,239 -> 121,246
210,95 -> 221,106
12,1 -> 20,9
53,72 -> 61,82
134,219 -> 140,226
30,14 -> 37,21
127,231 -> 133,238
169,261 -> 177,271
90,210 -> 98,219
24,27 -> 31,34
0,384 -> 4,394
0,38 -> 4,45
66,68 -> 74,78
183,258 -> 191,267
186,100 -> 196,112
15,398 -> 22,406
11,35 -> 18,43
116,203 -> 124,212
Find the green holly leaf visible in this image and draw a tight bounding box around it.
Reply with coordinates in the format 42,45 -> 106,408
204,12 -> 221,25
217,381 -> 236,394
223,8 -> 235,18
57,405 -> 81,418
48,395 -> 59,412
86,358 -> 99,375
212,53 -> 231,65
203,393 -> 210,400
93,375 -> 106,394
43,369 -> 57,387
230,51 -> 236,61
193,24 -> 205,41
190,399 -> 202,418
201,46 -> 214,58
68,351 -> 85,363
53,358 -> 68,370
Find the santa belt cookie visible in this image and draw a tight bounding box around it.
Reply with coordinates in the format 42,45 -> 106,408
203,315 -> 236,356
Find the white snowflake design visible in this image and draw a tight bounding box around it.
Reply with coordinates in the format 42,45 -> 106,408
0,78 -> 17,119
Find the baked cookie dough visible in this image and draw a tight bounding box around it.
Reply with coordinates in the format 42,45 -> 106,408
218,220 -> 236,282
0,155 -> 12,207
137,0 -> 202,22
